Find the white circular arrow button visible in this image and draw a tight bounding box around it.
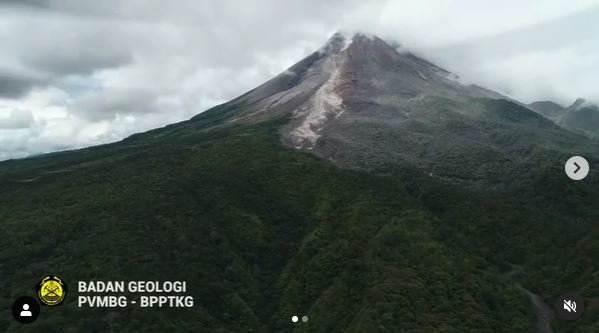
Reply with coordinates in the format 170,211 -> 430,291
565,156 -> 589,181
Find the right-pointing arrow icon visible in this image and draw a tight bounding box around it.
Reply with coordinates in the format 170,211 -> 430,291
565,156 -> 589,180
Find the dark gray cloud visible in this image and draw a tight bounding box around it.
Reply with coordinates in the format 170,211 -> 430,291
0,0 -> 49,8
20,42 -> 132,77
70,88 -> 159,121
0,70 -> 48,98
0,4 -> 134,96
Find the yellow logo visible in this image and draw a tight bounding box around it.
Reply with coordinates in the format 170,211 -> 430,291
36,275 -> 67,306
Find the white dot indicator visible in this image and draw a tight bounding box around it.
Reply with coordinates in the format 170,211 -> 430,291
291,316 -> 298,323
302,315 -> 309,322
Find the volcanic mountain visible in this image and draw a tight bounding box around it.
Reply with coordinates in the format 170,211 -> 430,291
163,32 -> 598,190
1,33 -> 598,332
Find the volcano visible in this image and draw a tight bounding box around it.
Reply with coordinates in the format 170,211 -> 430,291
1,33 -> 598,332
184,33 -> 598,189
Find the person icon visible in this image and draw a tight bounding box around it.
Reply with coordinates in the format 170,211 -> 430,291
12,296 -> 40,324
20,303 -> 32,317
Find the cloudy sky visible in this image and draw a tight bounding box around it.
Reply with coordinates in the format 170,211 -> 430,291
0,0 -> 598,160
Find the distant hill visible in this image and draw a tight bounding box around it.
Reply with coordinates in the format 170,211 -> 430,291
527,101 -> 566,119
529,98 -> 599,140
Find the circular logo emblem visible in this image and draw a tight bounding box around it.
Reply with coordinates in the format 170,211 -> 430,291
36,275 -> 67,306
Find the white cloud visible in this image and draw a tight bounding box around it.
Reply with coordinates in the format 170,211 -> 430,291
0,0 -> 598,159
0,109 -> 34,129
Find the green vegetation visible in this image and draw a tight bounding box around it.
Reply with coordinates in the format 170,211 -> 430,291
0,108 -> 597,332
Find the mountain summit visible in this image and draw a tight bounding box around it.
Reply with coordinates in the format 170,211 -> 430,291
229,33 -> 504,148
212,33 -> 596,189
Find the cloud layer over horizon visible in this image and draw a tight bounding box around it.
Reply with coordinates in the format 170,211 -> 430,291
1,0 -> 598,160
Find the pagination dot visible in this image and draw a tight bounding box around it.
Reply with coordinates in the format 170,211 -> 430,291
291,315 -> 299,323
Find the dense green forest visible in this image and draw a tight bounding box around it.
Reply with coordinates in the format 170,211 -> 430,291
0,107 -> 597,332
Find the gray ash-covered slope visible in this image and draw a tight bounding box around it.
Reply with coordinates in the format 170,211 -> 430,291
222,33 -> 598,189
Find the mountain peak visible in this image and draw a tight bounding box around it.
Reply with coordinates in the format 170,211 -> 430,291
569,97 -> 587,110
319,32 -> 389,56
229,33 -> 510,151
319,32 -> 348,55
566,97 -> 599,112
